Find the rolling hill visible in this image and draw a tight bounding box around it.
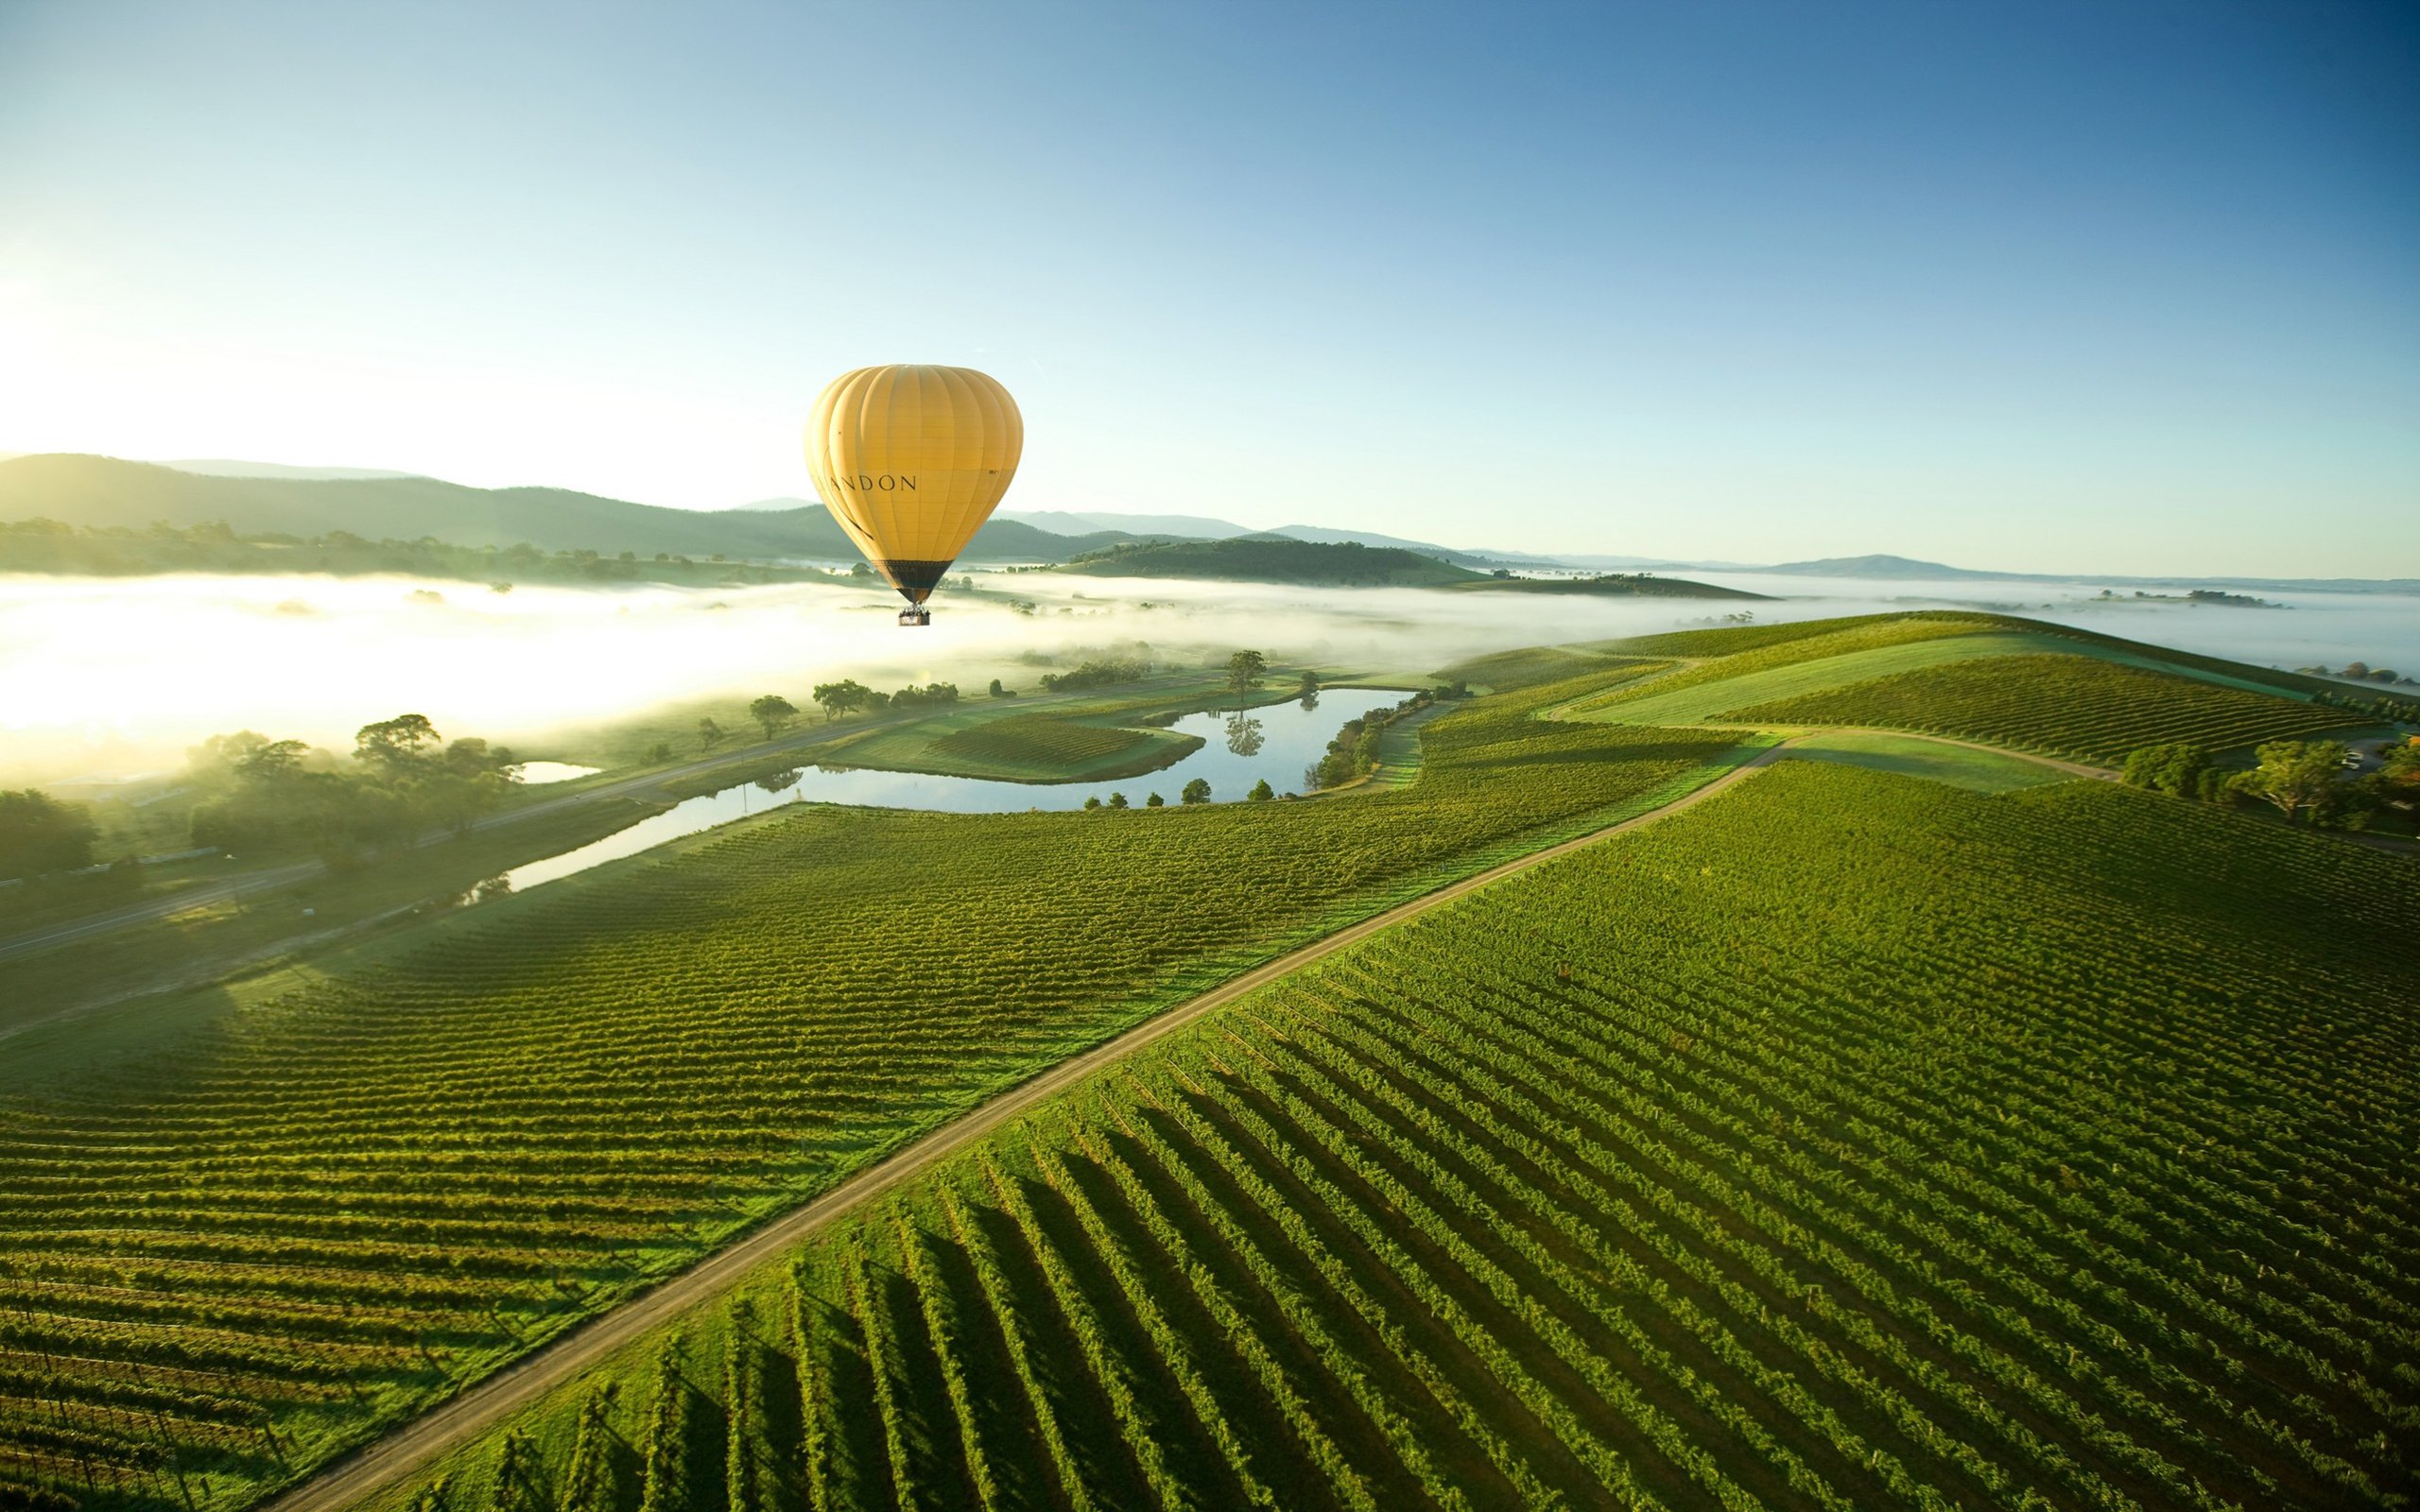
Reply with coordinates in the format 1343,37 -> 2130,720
0,455 -> 1141,564
1060,536 -> 1765,595
1057,535 -> 1486,584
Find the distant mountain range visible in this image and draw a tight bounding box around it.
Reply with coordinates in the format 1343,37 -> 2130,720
0,455 -> 1145,564
1754,553 -> 2420,593
1005,508 -> 1258,540
159,458 -> 426,482
3,455 -> 2408,592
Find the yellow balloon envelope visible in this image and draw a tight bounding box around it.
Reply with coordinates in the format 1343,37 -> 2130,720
805,365 -> 1023,616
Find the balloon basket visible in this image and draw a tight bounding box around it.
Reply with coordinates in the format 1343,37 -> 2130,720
898,608 -> 932,627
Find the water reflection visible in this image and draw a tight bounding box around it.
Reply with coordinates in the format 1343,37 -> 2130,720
1224,712 -> 1266,757
487,690 -> 1401,900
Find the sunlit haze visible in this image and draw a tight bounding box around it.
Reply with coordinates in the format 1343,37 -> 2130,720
3,1 -> 2415,575
8,570 -> 2414,784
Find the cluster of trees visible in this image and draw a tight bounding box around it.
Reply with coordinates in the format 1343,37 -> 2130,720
1305,690 -> 1438,791
2122,735 -> 2420,829
1038,657 -> 1153,694
800,680 -> 962,723
2297,659 -> 2412,685
0,788 -> 100,881
186,715 -> 523,860
1081,776 -> 1221,811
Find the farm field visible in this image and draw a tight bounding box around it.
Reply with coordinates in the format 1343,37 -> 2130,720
374,760 -> 2420,1512
1430,646 -> 1663,695
1731,653 -> 2352,765
821,706 -> 1203,783
1564,612 -> 2358,760
0,664 -> 1755,1512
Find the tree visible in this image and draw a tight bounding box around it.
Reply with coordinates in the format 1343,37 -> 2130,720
750,695 -> 799,739
1146,792 -> 1166,807
1083,795 -> 1102,811
234,737 -> 311,783
1107,792 -> 1129,809
1248,778 -> 1274,801
1182,778 -> 1211,804
1225,650 -> 1267,698
647,741 -> 674,764
0,788 -> 98,879
811,680 -> 869,722
354,713 -> 441,772
2119,743 -> 2210,799
2232,740 -> 2347,823
698,717 -> 724,752
989,679 -> 1014,698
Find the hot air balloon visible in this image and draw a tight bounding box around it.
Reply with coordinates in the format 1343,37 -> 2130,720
805,365 -> 1024,626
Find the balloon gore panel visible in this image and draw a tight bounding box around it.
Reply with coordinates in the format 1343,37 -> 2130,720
804,365 -> 1024,610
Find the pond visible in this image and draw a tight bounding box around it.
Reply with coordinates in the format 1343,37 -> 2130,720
489,688 -> 1408,897
511,761 -> 602,784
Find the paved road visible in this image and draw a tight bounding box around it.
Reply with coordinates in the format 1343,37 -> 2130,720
256,742 -> 1793,1512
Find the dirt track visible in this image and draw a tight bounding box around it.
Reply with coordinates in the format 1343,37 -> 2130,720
259,742 -> 1794,1512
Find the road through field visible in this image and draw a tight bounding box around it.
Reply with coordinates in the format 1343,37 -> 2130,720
259,740 -> 1798,1512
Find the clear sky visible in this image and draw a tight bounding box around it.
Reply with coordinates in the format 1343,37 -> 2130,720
2,0 -> 2414,575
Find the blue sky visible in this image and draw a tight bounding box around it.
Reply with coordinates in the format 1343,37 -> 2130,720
1,0 -> 2413,574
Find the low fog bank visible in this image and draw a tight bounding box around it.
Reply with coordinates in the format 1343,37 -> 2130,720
1684,571 -> 2420,676
3,568 -> 2412,785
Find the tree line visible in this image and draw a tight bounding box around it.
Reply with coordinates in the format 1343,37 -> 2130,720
186,716 -> 526,862
0,517 -> 829,588
2121,735 -> 2419,830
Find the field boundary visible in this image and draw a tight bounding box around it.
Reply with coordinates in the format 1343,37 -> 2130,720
257,741 -> 1797,1512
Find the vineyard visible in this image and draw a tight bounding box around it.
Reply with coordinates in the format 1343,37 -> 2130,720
380,761 -> 2420,1512
1561,612 -> 2357,763
1430,647 -> 1662,695
925,715 -> 1184,776
0,664 -> 1752,1512
1731,653 -> 2350,765
813,702 -> 1204,783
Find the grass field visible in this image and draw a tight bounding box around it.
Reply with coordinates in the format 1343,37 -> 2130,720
371,761 -> 2420,1512
0,666 -> 1755,1512
1735,653 -> 2352,765
1776,730 -> 2070,793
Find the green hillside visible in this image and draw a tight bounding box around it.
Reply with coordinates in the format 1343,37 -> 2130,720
1563,610 -> 2369,759
0,665 -> 1752,1512
0,454 -> 1137,564
373,761 -> 2420,1512
1058,535 -> 1487,584
1734,651 -> 2350,764
1060,536 -> 1756,595
1443,571 -> 1769,599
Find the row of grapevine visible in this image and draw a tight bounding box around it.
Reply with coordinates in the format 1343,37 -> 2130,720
1726,653 -> 2348,764
372,757 -> 2417,1512
0,662 -> 1753,1512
